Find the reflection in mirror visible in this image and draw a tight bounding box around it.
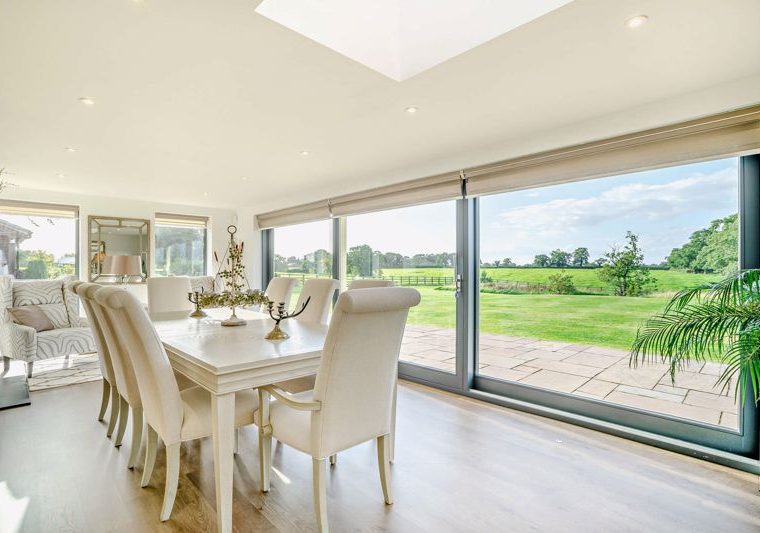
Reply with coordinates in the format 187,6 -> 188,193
88,216 -> 150,283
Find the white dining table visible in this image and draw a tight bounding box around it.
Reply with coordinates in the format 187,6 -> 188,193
152,307 -> 328,533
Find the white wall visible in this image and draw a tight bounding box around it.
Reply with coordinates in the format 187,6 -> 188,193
2,187 -> 240,300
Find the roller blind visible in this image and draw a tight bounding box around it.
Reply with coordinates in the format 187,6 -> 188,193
155,213 -> 208,228
255,105 -> 760,229
256,200 -> 332,230
0,200 -> 78,218
466,106 -> 760,197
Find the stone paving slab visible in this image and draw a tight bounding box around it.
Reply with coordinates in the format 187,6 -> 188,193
399,325 -> 739,429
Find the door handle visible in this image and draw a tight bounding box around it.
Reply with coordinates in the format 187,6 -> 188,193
455,273 -> 463,297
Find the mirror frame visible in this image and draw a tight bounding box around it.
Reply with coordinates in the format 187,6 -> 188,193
88,215 -> 151,283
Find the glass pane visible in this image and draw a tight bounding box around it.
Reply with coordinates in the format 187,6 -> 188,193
154,225 -> 207,276
274,220 -> 333,306
478,158 -> 740,429
347,201 -> 457,374
0,210 -> 77,279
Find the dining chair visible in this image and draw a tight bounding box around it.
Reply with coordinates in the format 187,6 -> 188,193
348,279 -> 394,289
71,282 -> 120,438
265,277 -> 297,308
95,286 -> 259,522
257,287 -> 420,532
147,276 -> 193,314
293,278 -> 339,325
80,283 -> 146,469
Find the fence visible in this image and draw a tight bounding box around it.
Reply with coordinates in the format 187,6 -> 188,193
276,273 -> 455,287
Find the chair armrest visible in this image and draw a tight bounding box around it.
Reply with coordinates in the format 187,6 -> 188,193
262,385 -> 322,411
0,322 -> 37,360
69,315 -> 89,328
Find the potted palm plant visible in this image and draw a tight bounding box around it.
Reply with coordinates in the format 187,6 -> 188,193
631,269 -> 760,403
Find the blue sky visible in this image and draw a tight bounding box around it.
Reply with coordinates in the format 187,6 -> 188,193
278,157 -> 739,264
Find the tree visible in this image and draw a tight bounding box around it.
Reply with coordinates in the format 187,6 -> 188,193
347,244 -> 373,277
546,271 -> 576,294
493,259 -> 501,268
666,213 -> 738,272
533,254 -> 550,267
502,257 -> 516,267
549,249 -> 571,268
572,247 -> 589,267
597,232 -> 656,296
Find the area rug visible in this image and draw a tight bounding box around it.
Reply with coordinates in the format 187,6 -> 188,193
26,354 -> 102,392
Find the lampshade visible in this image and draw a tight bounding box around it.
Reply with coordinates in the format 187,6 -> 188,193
101,255 -> 143,277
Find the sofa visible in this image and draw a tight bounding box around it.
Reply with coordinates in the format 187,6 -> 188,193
0,275 -> 96,378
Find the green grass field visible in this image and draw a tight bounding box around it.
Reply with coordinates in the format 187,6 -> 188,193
408,287 -> 667,350
381,267 -> 721,292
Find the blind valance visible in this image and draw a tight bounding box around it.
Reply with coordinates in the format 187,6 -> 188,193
0,200 -> 78,218
466,107 -> 760,196
255,105 -> 760,229
155,213 -> 208,228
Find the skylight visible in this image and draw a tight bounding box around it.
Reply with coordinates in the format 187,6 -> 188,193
255,0 -> 574,81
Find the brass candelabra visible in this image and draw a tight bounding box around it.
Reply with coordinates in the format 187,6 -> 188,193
264,296 -> 311,340
187,290 -> 207,318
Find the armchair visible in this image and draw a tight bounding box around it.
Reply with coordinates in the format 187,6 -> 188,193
0,275 -> 95,378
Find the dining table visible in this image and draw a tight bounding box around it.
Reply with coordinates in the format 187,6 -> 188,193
152,307 -> 329,533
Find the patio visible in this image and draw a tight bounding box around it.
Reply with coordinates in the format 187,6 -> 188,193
400,325 -> 738,428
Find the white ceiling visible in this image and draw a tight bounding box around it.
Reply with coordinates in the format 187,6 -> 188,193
255,0 -> 574,81
0,0 -> 759,214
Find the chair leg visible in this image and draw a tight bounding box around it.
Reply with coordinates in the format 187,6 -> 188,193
142,425 -> 159,488
26,361 -> 33,379
128,407 -> 143,470
114,397 -> 129,447
98,379 -> 110,421
106,386 -> 120,438
233,428 -> 239,455
2,356 -> 9,375
160,442 -> 181,522
312,458 -> 329,533
377,434 -> 393,505
390,379 -> 397,463
329,454 -> 337,466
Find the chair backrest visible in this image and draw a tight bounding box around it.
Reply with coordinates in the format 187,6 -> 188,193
348,279 -> 395,290
311,287 -> 420,457
147,276 -> 193,314
96,286 -> 184,444
294,278 -> 339,325
84,284 -> 142,407
72,282 -> 115,384
265,277 -> 297,308
0,275 -> 79,329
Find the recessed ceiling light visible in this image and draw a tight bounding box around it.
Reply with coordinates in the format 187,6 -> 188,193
64,147 -> 77,152
625,15 -> 648,29
78,97 -> 95,106
57,173 -> 65,179
203,192 -> 209,197
241,176 -> 248,181
405,106 -> 419,114
300,150 -> 311,156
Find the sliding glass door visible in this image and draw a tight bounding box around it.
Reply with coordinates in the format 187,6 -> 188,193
345,201 -> 466,387
474,157 -> 757,452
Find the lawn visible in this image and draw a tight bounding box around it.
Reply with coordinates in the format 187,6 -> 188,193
381,267 -> 721,292
409,286 -> 668,351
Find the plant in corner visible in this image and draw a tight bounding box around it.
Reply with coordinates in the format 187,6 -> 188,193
630,269 -> 760,404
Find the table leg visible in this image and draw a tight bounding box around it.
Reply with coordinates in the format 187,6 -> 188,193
258,389 -> 272,492
212,392 -> 235,533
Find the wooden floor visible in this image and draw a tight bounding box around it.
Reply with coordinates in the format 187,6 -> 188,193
0,380 -> 758,533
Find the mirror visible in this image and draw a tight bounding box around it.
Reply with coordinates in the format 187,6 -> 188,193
88,216 -> 150,283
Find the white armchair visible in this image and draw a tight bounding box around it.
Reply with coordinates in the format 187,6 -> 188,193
0,275 -> 95,378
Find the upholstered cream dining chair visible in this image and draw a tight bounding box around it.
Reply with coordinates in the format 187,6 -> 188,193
147,276 -> 193,314
257,287 -> 420,533
265,276 -> 297,308
293,278 -> 339,325
348,279 -> 395,289
71,282 -> 120,438
80,283 -> 145,467
95,286 -> 259,522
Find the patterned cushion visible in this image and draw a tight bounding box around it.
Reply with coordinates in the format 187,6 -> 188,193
36,327 -> 95,360
12,279 -> 71,328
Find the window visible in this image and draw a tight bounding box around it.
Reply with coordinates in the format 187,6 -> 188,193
477,158 -> 741,430
154,213 -> 208,276
0,201 -> 78,279
346,202 -> 458,374
273,219 -> 333,305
